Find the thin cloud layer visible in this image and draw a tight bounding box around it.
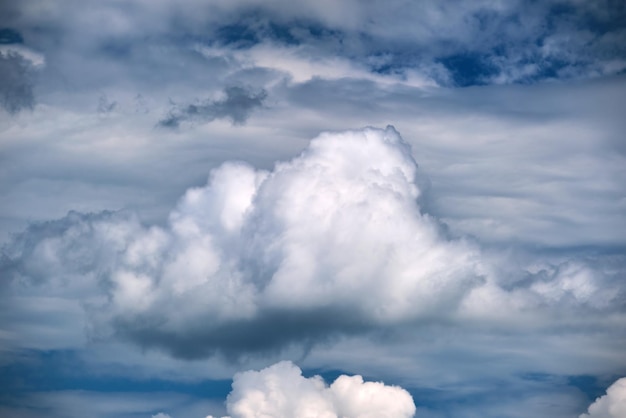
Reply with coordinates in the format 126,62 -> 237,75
580,378 -> 626,418
212,361 -> 415,418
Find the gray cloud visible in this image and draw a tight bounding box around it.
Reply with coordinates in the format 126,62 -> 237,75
158,86 -> 267,128
0,51 -> 35,113
97,94 -> 117,114
2,0 -> 624,95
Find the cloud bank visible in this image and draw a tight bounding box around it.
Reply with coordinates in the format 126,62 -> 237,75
580,378 -> 626,418
211,361 -> 415,418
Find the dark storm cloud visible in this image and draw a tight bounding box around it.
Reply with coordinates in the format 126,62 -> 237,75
0,51 -> 35,114
158,86 -> 267,128
116,307 -> 372,360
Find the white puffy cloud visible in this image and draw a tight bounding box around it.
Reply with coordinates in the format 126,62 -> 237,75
3,127 -> 484,356
580,378 -> 626,418
2,126 -> 623,360
224,361 -> 415,418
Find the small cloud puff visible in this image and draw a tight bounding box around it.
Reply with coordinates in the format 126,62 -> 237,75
580,377 -> 626,418
221,361 -> 416,418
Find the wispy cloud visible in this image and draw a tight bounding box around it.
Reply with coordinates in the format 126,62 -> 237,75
158,86 -> 267,128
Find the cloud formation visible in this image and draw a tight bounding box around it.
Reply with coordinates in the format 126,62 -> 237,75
2,127 -> 484,358
1,2 -> 625,417
3,126 -> 623,364
159,86 -> 267,128
214,361 -> 415,418
580,378 -> 626,418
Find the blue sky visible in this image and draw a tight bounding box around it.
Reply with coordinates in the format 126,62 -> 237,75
1,1 -> 626,417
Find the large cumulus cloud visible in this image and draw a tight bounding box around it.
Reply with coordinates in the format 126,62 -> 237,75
210,361 -> 415,418
2,127 -> 624,360
2,127 -> 482,357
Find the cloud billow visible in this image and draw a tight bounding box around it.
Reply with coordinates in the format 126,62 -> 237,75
211,361 -> 416,418
2,127 -> 485,358
158,86 -> 267,128
2,127 -> 623,361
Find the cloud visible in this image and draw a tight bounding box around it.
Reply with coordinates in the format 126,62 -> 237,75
1,127 -> 486,358
0,49 -> 36,113
221,361 -> 415,418
158,86 -> 267,128
97,94 -> 117,114
580,378 -> 626,418
0,26 -> 44,114
3,126 -> 623,364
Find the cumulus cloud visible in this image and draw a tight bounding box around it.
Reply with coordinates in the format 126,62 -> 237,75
158,86 -> 267,128
2,127 -> 623,360
580,378 -> 626,418
2,127 -> 484,357
221,361 -> 415,418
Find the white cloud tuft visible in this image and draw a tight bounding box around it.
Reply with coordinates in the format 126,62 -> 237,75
224,361 -> 416,418
580,378 -> 626,418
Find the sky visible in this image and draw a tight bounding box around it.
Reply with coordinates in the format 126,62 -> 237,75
0,1 -> 625,417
